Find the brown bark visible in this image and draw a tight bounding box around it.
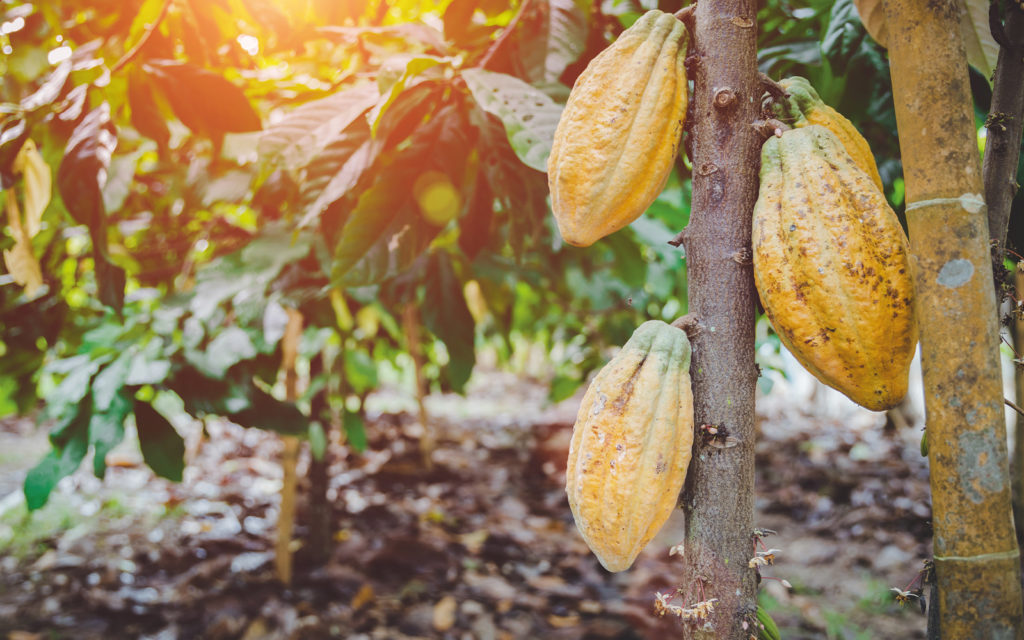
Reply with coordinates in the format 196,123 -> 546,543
882,0 -> 1023,636
677,0 -> 762,636
985,3 -> 1024,258
1014,271 -> 1024,537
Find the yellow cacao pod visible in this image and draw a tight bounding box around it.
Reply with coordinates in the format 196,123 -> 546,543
548,10 -> 688,247
566,320 -> 694,572
753,125 -> 916,411
777,76 -> 884,192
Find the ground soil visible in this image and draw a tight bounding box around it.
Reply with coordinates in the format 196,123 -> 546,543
0,369 -> 936,639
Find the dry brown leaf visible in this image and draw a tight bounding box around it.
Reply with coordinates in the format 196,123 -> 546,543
12,139 -> 50,238
432,595 -> 457,631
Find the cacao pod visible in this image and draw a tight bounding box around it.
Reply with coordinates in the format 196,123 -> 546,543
753,125 -> 916,411
548,10 -> 688,247
776,76 -> 884,192
566,320 -> 694,572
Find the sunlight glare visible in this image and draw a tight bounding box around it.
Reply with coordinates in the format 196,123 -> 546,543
47,45 -> 72,64
237,34 -> 260,56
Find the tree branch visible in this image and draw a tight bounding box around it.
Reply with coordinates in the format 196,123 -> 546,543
111,0 -> 175,73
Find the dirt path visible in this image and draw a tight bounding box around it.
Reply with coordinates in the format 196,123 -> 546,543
0,370 -> 932,639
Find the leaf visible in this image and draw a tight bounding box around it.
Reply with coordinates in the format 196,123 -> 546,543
57,103 -> 117,229
12,139 -> 51,238
0,118 -> 29,188
133,399 -> 185,482
24,405 -> 90,510
821,0 -> 867,75
308,421 -> 327,461
144,60 -> 262,136
89,389 -> 131,477
421,251 -> 476,393
3,192 -> 43,297
329,170 -> 413,286
301,136 -> 377,227
521,0 -> 588,88
21,59 -> 72,112
343,409 -> 367,453
228,386 -> 308,435
128,68 -> 171,149
549,373 -> 583,403
461,68 -> 562,173
370,57 -> 445,136
318,23 -> 449,54
259,84 -> 380,171
343,348 -> 378,394
187,326 -> 258,379
92,351 -> 132,413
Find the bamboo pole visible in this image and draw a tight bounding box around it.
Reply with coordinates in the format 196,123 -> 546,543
882,0 -> 1023,636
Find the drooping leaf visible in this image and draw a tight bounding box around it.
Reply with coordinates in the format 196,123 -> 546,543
144,60 -> 262,136
330,169 -> 413,287
421,251 -> 475,393
133,399 -> 185,482
520,0 -> 588,89
57,103 -> 116,229
127,68 -> 171,149
186,326 -> 259,379
20,59 -> 72,112
259,84 -> 380,171
461,68 -> 562,173
370,57 -> 445,136
12,139 -> 51,237
343,409 -> 367,453
24,403 -> 90,510
343,348 -> 378,394
89,388 -> 132,477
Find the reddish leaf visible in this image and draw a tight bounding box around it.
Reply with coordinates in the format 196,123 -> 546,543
143,59 -> 262,137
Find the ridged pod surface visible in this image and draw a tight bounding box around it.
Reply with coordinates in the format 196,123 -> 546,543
753,125 -> 917,411
566,320 -> 694,572
548,10 -> 688,247
777,76 -> 884,192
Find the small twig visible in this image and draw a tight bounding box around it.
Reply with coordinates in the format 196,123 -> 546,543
752,118 -> 789,139
1005,397 -> 1024,418
476,0 -> 533,70
671,313 -> 701,339
112,0 -> 174,73
758,72 -> 788,101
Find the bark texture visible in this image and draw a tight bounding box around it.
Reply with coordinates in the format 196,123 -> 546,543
678,1 -> 761,636
882,0 -> 1023,637
985,3 -> 1024,257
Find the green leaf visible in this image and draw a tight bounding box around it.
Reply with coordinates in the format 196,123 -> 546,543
89,389 -> 132,477
422,251 -> 476,393
24,405 -> 90,510
343,348 -> 378,394
461,68 -> 562,173
92,351 -> 132,412
549,373 -> 583,403
343,410 -> 367,453
259,84 -> 379,171
330,170 -> 413,286
228,387 -> 308,436
187,326 -> 258,379
133,399 -> 185,482
308,421 -> 327,461
127,68 -> 171,149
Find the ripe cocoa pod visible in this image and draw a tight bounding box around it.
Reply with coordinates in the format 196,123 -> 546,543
566,320 -> 694,572
548,11 -> 688,247
776,76 -> 884,192
753,125 -> 916,411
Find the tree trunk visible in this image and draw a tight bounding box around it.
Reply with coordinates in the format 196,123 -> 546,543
306,353 -> 332,566
984,3 -> 1024,259
678,0 -> 761,636
275,308 -> 304,585
1013,271 -> 1024,539
882,0 -> 1024,636
402,303 -> 434,469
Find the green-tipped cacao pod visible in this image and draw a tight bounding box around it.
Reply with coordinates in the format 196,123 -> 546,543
548,10 -> 688,247
566,320 -> 694,572
776,76 -> 884,192
753,125 -> 917,411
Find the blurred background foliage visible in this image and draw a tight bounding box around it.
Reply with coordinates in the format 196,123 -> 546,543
0,0 -> 1012,509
